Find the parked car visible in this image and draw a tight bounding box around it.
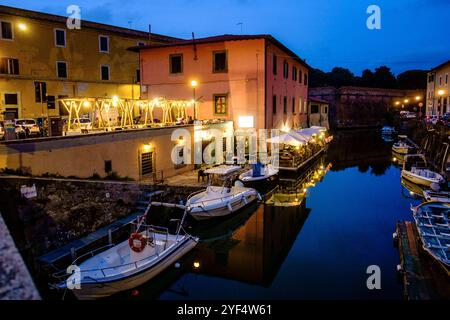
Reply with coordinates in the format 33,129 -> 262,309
0,122 -> 4,140
14,118 -> 41,138
72,118 -> 92,132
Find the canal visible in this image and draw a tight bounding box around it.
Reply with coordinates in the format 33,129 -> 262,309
118,130 -> 420,300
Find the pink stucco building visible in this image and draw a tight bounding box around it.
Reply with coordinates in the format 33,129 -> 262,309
130,35 -> 310,130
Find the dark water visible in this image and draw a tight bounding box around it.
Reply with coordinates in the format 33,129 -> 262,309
126,130 -> 421,300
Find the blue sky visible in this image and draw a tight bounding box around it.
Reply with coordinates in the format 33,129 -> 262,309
2,0 -> 449,74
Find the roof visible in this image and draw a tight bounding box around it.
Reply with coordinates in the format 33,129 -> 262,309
129,34 -> 311,69
308,97 -> 329,104
430,59 -> 450,72
0,5 -> 180,43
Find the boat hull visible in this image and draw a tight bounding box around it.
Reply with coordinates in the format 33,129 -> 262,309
401,170 -> 443,187
241,174 -> 279,194
70,237 -> 197,300
392,146 -> 410,154
189,193 -> 258,221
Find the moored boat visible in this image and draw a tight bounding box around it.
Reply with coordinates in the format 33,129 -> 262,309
401,154 -> 445,187
187,185 -> 260,220
381,126 -> 396,135
238,163 -> 279,192
423,190 -> 450,202
412,202 -> 450,272
57,214 -> 198,299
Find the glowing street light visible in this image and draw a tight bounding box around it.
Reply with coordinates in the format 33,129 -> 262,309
395,101 -> 400,106
190,80 -> 198,120
404,99 -> 409,104
415,96 -> 421,101
438,89 -> 445,96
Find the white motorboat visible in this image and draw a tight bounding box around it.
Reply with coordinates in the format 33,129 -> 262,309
187,185 -> 260,220
412,202 -> 450,271
423,190 -> 450,202
238,164 -> 279,192
401,154 -> 445,187
58,210 -> 197,299
392,135 -> 415,154
381,126 -> 396,135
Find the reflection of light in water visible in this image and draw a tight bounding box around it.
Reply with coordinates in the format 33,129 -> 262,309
193,261 -> 200,269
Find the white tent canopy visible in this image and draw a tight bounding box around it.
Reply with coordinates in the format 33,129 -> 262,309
267,132 -> 307,146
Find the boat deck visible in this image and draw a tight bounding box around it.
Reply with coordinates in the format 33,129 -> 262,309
395,221 -> 450,299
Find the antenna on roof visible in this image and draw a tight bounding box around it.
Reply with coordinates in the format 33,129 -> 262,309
192,32 -> 198,61
148,24 -> 152,42
236,22 -> 243,34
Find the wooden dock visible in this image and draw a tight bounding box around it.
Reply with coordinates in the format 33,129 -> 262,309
395,221 -> 450,300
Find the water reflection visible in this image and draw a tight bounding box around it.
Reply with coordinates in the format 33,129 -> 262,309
327,130 -> 392,175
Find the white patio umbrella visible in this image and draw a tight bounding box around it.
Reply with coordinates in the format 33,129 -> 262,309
267,132 -> 307,146
310,126 -> 327,132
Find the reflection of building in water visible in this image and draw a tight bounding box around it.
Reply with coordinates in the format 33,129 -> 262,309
268,154 -> 331,206
193,202 -> 310,287
326,130 -> 391,174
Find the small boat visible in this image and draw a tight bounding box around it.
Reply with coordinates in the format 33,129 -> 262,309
392,136 -> 414,154
401,154 -> 445,187
238,163 -> 279,192
412,202 -> 450,271
187,185 -> 260,220
423,190 -> 450,202
57,208 -> 198,299
381,126 -> 396,135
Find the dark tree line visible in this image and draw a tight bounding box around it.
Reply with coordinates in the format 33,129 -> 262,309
309,66 -> 427,90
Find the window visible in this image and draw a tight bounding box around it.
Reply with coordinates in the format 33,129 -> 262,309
213,51 -> 227,73
104,160 -> 112,173
56,61 -> 68,78
34,82 -> 47,102
136,69 -> 140,83
273,55 -> 277,75
292,97 -> 296,113
272,95 -> 277,114
0,58 -> 19,75
298,98 -> 302,114
214,94 -> 228,115
100,65 -> 110,81
141,152 -> 154,176
54,29 -> 66,47
283,61 -> 289,79
428,74 -> 435,83
304,99 -> 307,113
439,76 -> 442,86
169,54 -> 183,74
4,93 -> 18,105
47,95 -> 56,110
311,104 -> 319,114
299,70 -> 302,84
324,106 -> 328,114
137,41 -> 145,46
304,73 -> 308,86
283,96 -> 287,114
0,21 -> 13,40
292,66 -> 297,81
99,35 -> 109,53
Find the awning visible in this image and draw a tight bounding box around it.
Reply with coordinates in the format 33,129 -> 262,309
267,132 -> 307,146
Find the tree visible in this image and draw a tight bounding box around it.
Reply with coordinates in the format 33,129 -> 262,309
309,68 -> 329,88
361,69 -> 375,87
396,70 -> 427,90
373,66 -> 397,88
327,67 -> 355,87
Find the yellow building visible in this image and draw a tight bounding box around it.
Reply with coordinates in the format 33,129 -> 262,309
0,5 -> 178,120
426,60 -> 450,116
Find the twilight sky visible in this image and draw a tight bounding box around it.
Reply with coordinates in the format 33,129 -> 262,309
2,0 -> 449,74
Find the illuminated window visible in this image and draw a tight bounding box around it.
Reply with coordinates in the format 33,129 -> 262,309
0,57 -> 19,75
214,94 -> 227,115
292,97 -> 296,113
141,152 -> 154,176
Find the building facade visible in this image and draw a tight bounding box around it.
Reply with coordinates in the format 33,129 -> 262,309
0,5 -> 177,120
133,35 -> 310,130
309,86 -> 425,129
426,60 -> 450,116
308,97 -> 329,129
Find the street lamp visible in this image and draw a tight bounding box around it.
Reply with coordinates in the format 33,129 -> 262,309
190,80 -> 198,120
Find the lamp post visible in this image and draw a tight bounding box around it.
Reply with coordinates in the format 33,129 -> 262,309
190,80 -> 198,120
